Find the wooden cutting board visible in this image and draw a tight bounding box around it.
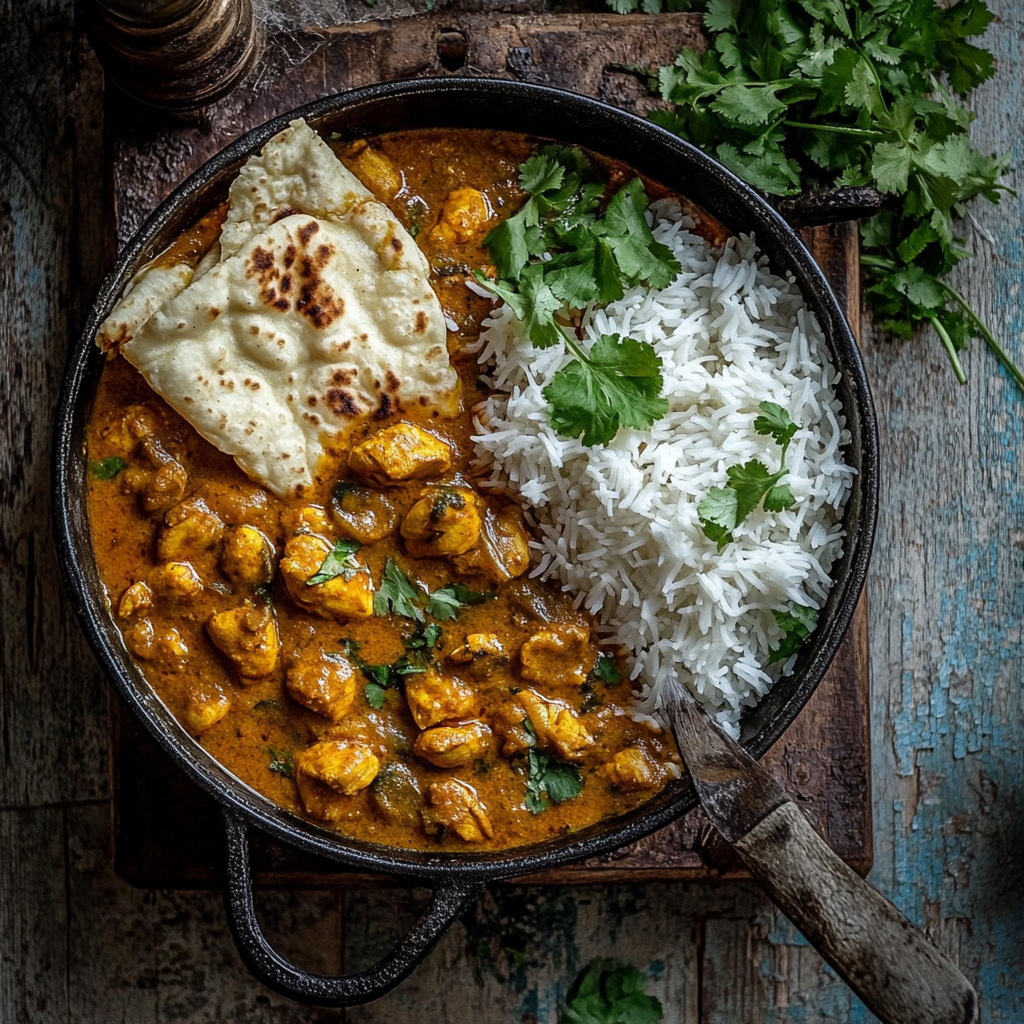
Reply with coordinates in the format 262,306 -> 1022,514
106,11 -> 871,887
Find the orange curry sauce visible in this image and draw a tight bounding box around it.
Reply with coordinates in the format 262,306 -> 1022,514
86,129 -> 690,852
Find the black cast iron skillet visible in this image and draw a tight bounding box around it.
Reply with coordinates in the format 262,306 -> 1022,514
53,78 -> 878,1007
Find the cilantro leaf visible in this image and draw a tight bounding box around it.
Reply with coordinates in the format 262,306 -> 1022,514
753,401 -> 798,446
426,583 -> 496,621
373,558 -> 423,619
697,401 -> 799,546
560,958 -> 664,1024
364,682 -> 387,710
266,747 -> 295,779
406,621 -> 442,651
590,653 -> 622,685
726,460 -> 780,523
307,539 -> 362,586
91,455 -> 128,481
524,749 -> 583,814
544,334 -> 669,446
766,603 -> 819,665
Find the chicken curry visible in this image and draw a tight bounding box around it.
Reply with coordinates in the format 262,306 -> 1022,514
86,129 -> 684,851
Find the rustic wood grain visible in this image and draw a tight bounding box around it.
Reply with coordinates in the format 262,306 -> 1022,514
4,1 -> 1024,1021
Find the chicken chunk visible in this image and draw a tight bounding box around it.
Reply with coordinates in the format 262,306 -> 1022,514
286,651 -> 357,722
123,619 -> 189,670
423,779 -> 493,842
348,423 -> 452,484
431,188 -> 491,246
518,690 -> 594,761
281,505 -> 332,539
298,740 -> 380,797
206,601 -> 281,680
490,701 -> 535,757
118,581 -> 153,620
405,667 -> 475,729
452,506 -> 532,582
604,746 -> 671,793
183,682 -> 231,736
220,525 -> 276,586
414,721 -> 491,768
401,487 -> 482,558
329,482 -> 398,543
149,561 -> 204,604
280,534 -> 374,622
519,624 -> 592,688
448,633 -> 507,680
157,498 -> 224,562
343,140 -> 402,200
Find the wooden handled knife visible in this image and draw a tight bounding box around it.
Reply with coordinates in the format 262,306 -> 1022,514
663,674 -> 977,1024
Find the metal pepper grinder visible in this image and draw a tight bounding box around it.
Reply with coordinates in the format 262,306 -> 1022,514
82,0 -> 261,110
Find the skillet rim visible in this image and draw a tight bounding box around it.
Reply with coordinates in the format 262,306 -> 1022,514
52,76 -> 878,881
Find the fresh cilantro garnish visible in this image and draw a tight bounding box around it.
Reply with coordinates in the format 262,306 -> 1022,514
406,621 -> 443,651
766,603 -> 819,666
252,583 -> 273,605
590,653 -> 622,685
697,401 -> 799,548
337,638 -> 362,657
266,747 -> 295,779
358,654 -> 427,708
624,0 -> 1022,393
544,334 -> 670,447
560,958 -> 664,1024
373,558 -> 424,619
579,683 -> 603,714
364,682 -> 387,709
426,583 -> 496,621
477,145 -> 678,446
90,456 -> 128,481
307,539 -> 362,586
524,749 -> 583,814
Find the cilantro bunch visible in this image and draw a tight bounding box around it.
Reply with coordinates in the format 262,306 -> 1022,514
477,145 -> 678,445
612,0 -> 1020,391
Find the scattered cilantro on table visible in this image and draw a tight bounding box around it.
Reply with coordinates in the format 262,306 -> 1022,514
524,749 -> 583,814
476,145 -> 677,445
90,455 -> 128,481
307,539 -> 362,586
767,603 -> 819,665
426,582 -> 496,621
607,0 -> 1021,392
560,958 -> 664,1024
697,401 -> 799,547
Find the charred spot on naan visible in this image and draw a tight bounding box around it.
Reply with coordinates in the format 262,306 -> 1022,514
246,222 -> 346,329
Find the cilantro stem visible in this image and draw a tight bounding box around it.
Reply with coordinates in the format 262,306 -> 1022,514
783,121 -> 888,140
928,315 -> 967,385
939,281 -> 1024,392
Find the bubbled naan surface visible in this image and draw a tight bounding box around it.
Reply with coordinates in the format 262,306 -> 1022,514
95,118 -> 459,498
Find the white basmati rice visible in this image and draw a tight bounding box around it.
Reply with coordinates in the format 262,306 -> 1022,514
469,200 -> 855,737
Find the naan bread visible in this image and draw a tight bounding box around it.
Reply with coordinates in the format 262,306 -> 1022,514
95,118 -> 460,498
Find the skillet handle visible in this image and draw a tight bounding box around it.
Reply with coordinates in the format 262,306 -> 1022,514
221,810 -> 484,1007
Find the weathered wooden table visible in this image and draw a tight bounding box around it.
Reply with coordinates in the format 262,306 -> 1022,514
2,1 -> 1022,1021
